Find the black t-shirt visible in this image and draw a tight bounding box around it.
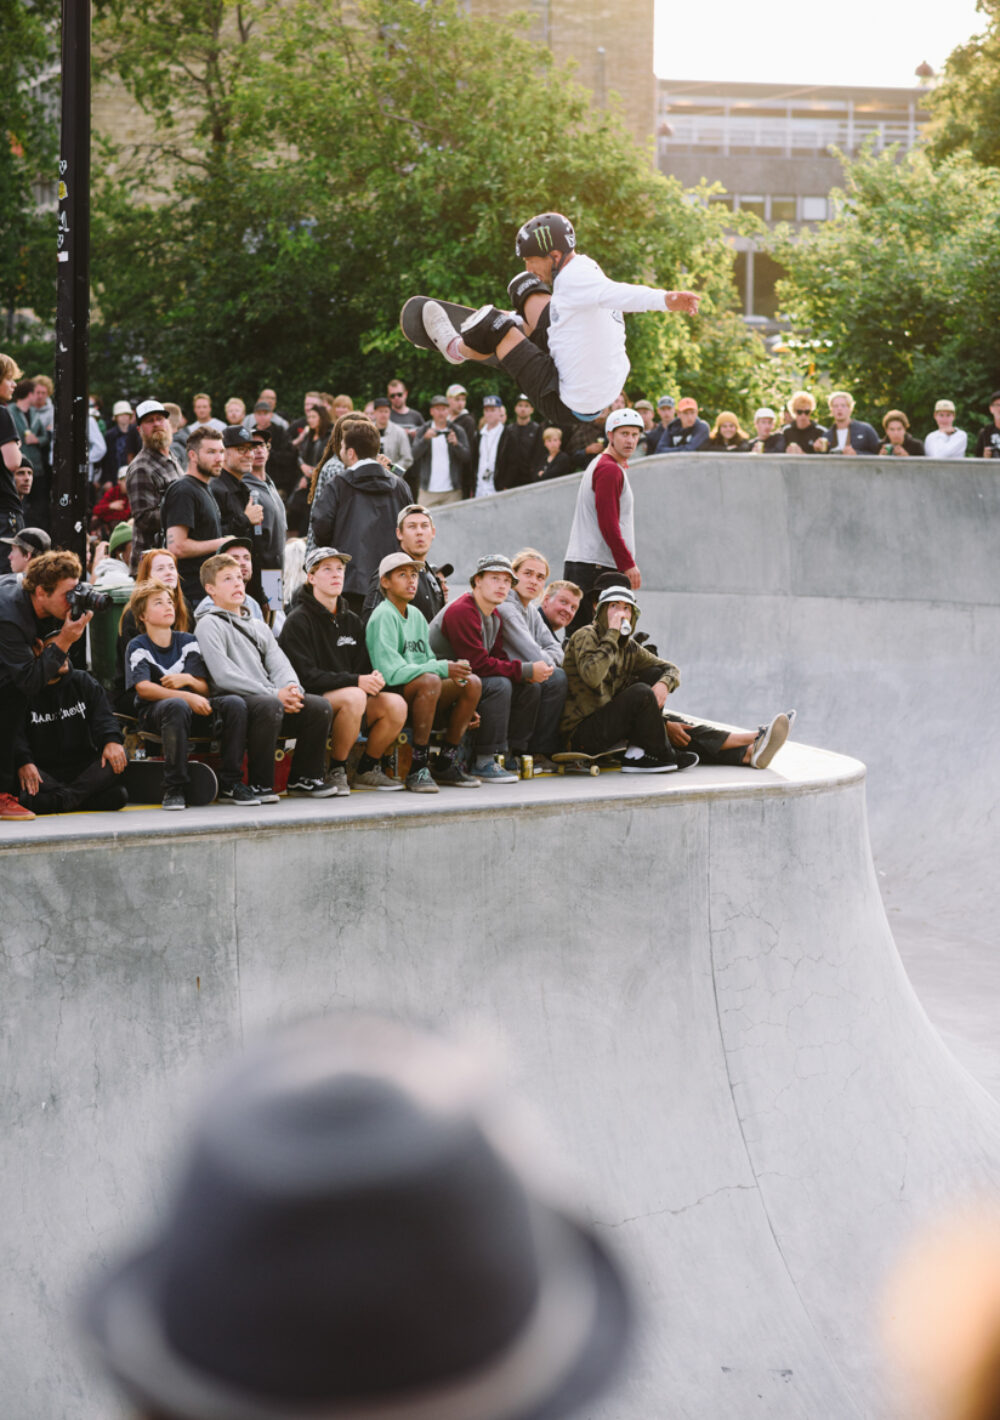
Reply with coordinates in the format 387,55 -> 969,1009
975,424 -> 1000,457
0,406 -> 23,534
160,475 -> 222,590
390,407 -> 424,434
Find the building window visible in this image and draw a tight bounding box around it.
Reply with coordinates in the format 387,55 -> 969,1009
771,196 -> 797,223
738,196 -> 766,218
801,196 -> 828,221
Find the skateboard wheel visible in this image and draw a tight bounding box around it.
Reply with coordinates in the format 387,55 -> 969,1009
275,748 -> 286,762
590,765 -> 599,776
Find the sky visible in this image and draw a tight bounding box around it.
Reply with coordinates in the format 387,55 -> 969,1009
654,0 -> 985,88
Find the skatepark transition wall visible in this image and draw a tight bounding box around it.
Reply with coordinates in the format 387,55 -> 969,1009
3,454 -> 1000,1420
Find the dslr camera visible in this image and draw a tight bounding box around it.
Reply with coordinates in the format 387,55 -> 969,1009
68,581 -> 113,616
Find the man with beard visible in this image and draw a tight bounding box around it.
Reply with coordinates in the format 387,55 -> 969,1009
125,399 -> 185,573
161,429 -> 228,608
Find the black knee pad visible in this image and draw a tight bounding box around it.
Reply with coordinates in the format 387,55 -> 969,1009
460,305 -> 517,356
506,271 -> 551,318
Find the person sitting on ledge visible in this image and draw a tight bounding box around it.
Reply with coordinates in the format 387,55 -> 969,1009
279,547 -> 407,794
748,408 -> 786,454
125,578 -> 254,810
562,586 -> 793,773
706,411 -> 750,452
538,578 -> 583,645
365,552 -> 482,792
824,391 -> 880,456
14,633 -> 128,814
880,410 -> 924,457
195,553 -> 337,801
361,503 -> 449,626
781,391 -> 829,454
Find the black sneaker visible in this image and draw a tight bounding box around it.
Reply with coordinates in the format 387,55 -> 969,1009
162,789 -> 186,811
249,784 -> 281,804
286,775 -> 343,799
219,782 -> 261,806
431,759 -> 482,787
621,750 -> 699,774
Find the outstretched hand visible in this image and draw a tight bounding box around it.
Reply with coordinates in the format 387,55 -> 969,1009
665,290 -> 700,315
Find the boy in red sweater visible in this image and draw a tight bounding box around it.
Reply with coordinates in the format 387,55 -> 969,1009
430,554 -> 566,780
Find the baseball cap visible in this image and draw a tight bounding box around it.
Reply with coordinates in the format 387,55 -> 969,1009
306,546 -> 352,572
0,527 -> 51,555
396,503 -> 434,528
657,395 -> 675,409
445,383 -> 467,397
428,394 -> 449,407
634,400 -> 654,412
250,426 -> 271,444
482,395 -> 503,409
112,400 -> 132,418
754,407 -> 777,420
218,536 -> 254,554
253,400 -> 273,412
515,394 -> 532,404
379,552 -> 420,578
934,400 -> 956,413
372,396 -> 391,409
135,399 -> 167,422
676,397 -> 698,413
470,554 -> 518,586
223,425 -> 254,448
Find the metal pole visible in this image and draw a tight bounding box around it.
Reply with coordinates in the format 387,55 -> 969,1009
52,0 -> 90,560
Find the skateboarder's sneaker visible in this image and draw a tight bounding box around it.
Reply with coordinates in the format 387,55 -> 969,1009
287,773 -> 344,798
0,792 -> 35,820
352,766 -> 405,791
405,766 -> 439,793
431,759 -> 481,787
460,304 -> 517,356
249,784 -> 281,803
473,758 -> 519,783
219,781 -> 261,806
749,712 -> 790,769
422,301 -> 465,364
621,750 -> 699,774
162,789 -> 187,811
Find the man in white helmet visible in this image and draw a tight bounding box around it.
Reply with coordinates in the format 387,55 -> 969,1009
562,406 -> 644,634
421,212 -> 699,430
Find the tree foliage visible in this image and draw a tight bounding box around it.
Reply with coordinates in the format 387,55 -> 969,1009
925,0 -> 1000,170
89,0 -> 765,413
0,0 -> 59,341
770,147 -> 1000,430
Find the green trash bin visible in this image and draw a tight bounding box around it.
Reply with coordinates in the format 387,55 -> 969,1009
89,584 -> 133,697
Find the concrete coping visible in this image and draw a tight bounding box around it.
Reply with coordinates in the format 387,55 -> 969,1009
3,741 -> 864,851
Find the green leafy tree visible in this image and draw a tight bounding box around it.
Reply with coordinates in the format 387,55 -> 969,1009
925,0 -> 1000,170
770,146 -> 1000,432
90,0 -> 765,413
0,0 -> 59,346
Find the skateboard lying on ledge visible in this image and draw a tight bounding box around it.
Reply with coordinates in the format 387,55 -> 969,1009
124,758 -> 218,807
399,296 -> 502,370
550,743 -> 629,776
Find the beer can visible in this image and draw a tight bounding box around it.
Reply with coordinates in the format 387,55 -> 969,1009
520,755 -> 533,779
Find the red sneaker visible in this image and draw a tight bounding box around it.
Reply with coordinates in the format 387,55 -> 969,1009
0,793 -> 35,821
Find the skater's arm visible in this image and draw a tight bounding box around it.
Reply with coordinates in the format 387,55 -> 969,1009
592,463 -> 636,572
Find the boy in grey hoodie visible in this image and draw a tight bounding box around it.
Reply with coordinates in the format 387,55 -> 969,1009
195,553 -> 337,799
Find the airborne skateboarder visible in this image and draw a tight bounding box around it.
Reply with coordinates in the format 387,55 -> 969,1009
421,211 -> 700,426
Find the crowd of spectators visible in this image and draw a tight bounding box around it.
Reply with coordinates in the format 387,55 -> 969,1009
3,349 -> 998,819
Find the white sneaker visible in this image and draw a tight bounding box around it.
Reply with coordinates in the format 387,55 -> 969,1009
422,302 -> 464,364
749,713 -> 790,769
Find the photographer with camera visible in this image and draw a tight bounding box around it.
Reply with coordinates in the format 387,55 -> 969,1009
0,550 -> 103,820
408,395 -> 470,507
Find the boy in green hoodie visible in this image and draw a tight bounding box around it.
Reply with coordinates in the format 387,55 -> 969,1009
365,552 -> 482,792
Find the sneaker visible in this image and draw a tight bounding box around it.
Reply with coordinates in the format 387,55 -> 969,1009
431,759 -> 482,787
352,766 -> 405,792
405,766 -> 439,793
459,304 -> 517,356
249,784 -> 281,804
162,789 -> 187,811
785,708 -> 797,734
473,758 -> 519,784
531,755 -> 559,775
422,301 -> 465,364
0,793 -> 35,821
621,749 -> 700,774
218,782 -> 261,806
286,774 -> 344,798
749,713 -> 790,769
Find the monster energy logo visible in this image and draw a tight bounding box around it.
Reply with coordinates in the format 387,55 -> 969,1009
534,224 -> 554,252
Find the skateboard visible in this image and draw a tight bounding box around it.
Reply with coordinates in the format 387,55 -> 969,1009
124,758 -> 219,807
551,743 -> 629,776
399,296 -> 502,370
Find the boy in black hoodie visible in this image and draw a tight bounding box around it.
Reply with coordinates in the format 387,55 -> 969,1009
279,547 -> 407,792
15,635 -> 128,813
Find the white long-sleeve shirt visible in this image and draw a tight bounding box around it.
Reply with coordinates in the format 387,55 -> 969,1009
924,428 -> 968,459
548,254 -> 666,414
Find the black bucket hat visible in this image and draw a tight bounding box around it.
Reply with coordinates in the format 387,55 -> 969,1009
81,1015 -> 632,1420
